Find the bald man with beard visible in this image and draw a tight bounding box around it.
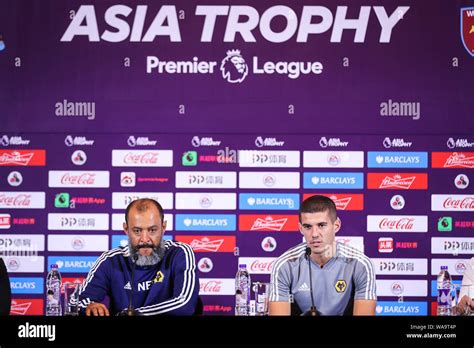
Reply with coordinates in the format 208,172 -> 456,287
77,199 -> 199,316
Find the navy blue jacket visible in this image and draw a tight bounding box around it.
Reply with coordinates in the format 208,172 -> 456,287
0,257 -> 11,315
78,241 -> 199,315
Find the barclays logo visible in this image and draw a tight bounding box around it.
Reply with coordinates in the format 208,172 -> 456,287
175,214 -> 236,231
10,277 -> 44,294
375,301 -> 427,316
239,193 -> 299,210
47,256 -> 97,273
368,152 -> 428,168
303,172 -> 364,189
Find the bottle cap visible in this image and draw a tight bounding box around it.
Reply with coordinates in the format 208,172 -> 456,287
50,264 -> 58,269
239,264 -> 247,269
441,265 -> 448,270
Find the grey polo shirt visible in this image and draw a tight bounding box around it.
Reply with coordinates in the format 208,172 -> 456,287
269,242 -> 377,315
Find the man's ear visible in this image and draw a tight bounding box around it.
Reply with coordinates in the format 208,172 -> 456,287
123,222 -> 129,236
162,220 -> 167,232
298,223 -> 304,235
334,218 -> 341,234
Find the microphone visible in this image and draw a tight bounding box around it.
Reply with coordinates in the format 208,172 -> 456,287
301,247 -> 317,316
117,252 -> 142,316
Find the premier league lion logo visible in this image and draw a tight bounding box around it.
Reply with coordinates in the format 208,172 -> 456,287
220,49 -> 248,83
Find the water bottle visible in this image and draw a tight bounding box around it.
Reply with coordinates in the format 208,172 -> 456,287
235,264 -> 251,316
45,264 -> 62,316
437,266 -> 452,316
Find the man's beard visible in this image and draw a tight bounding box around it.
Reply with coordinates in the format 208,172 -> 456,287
128,241 -> 166,266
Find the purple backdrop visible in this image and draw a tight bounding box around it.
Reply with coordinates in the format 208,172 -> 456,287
0,0 -> 473,316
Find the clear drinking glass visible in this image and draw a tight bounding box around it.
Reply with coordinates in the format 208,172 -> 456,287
63,281 -> 81,316
252,282 -> 269,316
453,284 -> 474,316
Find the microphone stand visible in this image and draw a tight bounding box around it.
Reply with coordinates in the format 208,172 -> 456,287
301,247 -> 317,316
117,253 -> 142,316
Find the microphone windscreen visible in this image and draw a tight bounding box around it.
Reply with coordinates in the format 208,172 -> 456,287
132,252 -> 139,262
305,247 -> 311,258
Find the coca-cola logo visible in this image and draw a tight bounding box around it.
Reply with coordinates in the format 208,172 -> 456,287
379,218 -> 414,230
123,152 -> 158,164
200,280 -> 222,293
442,197 -> 474,209
250,260 -> 274,272
0,194 -> 31,207
61,173 -> 96,185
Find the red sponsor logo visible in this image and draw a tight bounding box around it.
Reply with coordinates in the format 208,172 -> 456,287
10,299 -> 43,315
455,221 -> 474,228
203,305 -> 232,313
303,193 -> 364,210
175,235 -> 236,252
239,215 -> 298,231
71,197 -> 106,205
442,197 -> 474,209
199,155 -> 218,162
0,214 -> 11,228
395,242 -> 418,249
0,150 -> 46,166
432,152 -> 474,168
61,173 -> 96,185
0,194 -> 31,207
249,259 -> 275,273
198,155 -> 234,163
378,238 -> 393,252
200,280 -> 222,293
123,152 -> 158,165
136,177 -> 169,183
367,173 -> 428,190
61,277 -> 85,293
431,302 -> 438,316
379,217 -> 415,230
13,218 -> 35,225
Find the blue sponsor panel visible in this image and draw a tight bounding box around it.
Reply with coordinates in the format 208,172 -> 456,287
367,151 -> 428,168
111,234 -> 172,248
376,301 -> 428,316
176,214 -> 236,231
10,277 -> 44,294
239,193 -> 300,210
47,256 -> 98,273
430,280 -> 462,297
303,172 -> 364,189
